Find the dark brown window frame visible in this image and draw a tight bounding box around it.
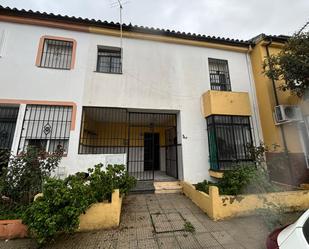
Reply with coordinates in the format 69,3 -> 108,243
208,58 -> 231,91
96,46 -> 122,74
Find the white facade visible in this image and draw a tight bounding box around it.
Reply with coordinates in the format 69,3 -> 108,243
0,20 -> 262,183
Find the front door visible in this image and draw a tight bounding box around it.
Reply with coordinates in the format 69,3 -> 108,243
144,133 -> 160,171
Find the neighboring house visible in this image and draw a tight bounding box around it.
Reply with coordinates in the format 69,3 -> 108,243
0,6 -> 262,184
250,34 -> 309,185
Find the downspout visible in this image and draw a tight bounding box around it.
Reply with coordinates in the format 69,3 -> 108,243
246,44 -> 263,144
265,39 -> 295,185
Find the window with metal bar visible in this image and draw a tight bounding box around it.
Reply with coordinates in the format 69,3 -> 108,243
0,106 -> 19,150
208,58 -> 231,91
40,39 -> 73,69
206,115 -> 253,170
96,47 -> 122,74
18,105 -> 72,154
79,107 -> 129,154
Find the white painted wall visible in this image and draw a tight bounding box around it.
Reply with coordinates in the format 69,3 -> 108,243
0,21 -> 263,183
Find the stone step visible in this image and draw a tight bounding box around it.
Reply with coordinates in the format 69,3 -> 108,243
154,181 -> 182,194
130,181 -> 155,194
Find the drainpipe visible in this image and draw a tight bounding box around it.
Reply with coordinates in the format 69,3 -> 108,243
246,45 -> 263,144
265,39 -> 295,185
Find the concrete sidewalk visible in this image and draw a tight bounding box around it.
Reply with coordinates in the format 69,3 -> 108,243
1,193 -> 270,249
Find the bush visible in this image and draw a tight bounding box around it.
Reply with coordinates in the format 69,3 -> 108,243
23,164 -> 136,245
196,163 -> 279,196
22,177 -> 94,244
195,180 -> 216,194
218,164 -> 258,195
0,149 -> 10,176
0,202 -> 27,220
88,164 -> 136,202
0,146 -> 63,205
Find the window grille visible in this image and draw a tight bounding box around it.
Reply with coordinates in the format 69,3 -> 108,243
208,58 -> 231,91
206,115 -> 253,170
18,105 -> 72,154
0,106 -> 19,150
40,39 -> 73,69
96,47 -> 122,74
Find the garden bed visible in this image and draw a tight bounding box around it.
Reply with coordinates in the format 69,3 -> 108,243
181,181 -> 309,220
0,147 -> 136,244
0,189 -> 123,239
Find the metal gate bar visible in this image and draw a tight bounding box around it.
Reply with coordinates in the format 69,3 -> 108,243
127,112 -> 177,181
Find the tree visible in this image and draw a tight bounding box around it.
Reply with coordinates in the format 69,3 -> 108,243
263,30 -> 309,97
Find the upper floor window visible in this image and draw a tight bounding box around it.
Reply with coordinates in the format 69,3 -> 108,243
208,58 -> 231,91
36,36 -> 77,70
96,46 -> 122,74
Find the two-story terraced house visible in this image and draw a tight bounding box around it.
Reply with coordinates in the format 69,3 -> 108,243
0,6 -> 263,185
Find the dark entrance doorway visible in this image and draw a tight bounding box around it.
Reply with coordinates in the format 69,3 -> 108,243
144,133 -> 160,171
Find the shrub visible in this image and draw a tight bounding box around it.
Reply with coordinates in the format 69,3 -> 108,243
196,164 -> 279,196
0,149 -> 10,176
0,146 -> 63,205
88,164 -> 136,202
195,180 -> 216,194
23,164 -> 136,245
22,177 -> 94,244
218,163 -> 258,195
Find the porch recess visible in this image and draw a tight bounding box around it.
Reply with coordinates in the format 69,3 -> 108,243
79,107 -> 179,181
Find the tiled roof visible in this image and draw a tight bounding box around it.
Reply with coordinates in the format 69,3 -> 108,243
250,33 -> 289,43
0,5 -> 252,47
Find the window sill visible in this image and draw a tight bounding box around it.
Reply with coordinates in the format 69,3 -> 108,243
209,170 -> 224,178
93,71 -> 122,75
37,66 -> 71,70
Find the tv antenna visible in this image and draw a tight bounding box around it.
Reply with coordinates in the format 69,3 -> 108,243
110,0 -> 129,63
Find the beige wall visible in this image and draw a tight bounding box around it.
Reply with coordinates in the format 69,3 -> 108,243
250,41 -> 303,153
181,181 -> 309,220
79,189 -> 122,231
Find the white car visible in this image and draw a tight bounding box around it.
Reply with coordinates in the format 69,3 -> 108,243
267,209 -> 309,249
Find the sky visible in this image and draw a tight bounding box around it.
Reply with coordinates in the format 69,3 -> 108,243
0,0 -> 308,40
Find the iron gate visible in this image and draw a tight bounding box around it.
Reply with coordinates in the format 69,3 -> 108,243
127,112 -> 178,180
165,127 -> 178,179
79,107 -> 178,181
